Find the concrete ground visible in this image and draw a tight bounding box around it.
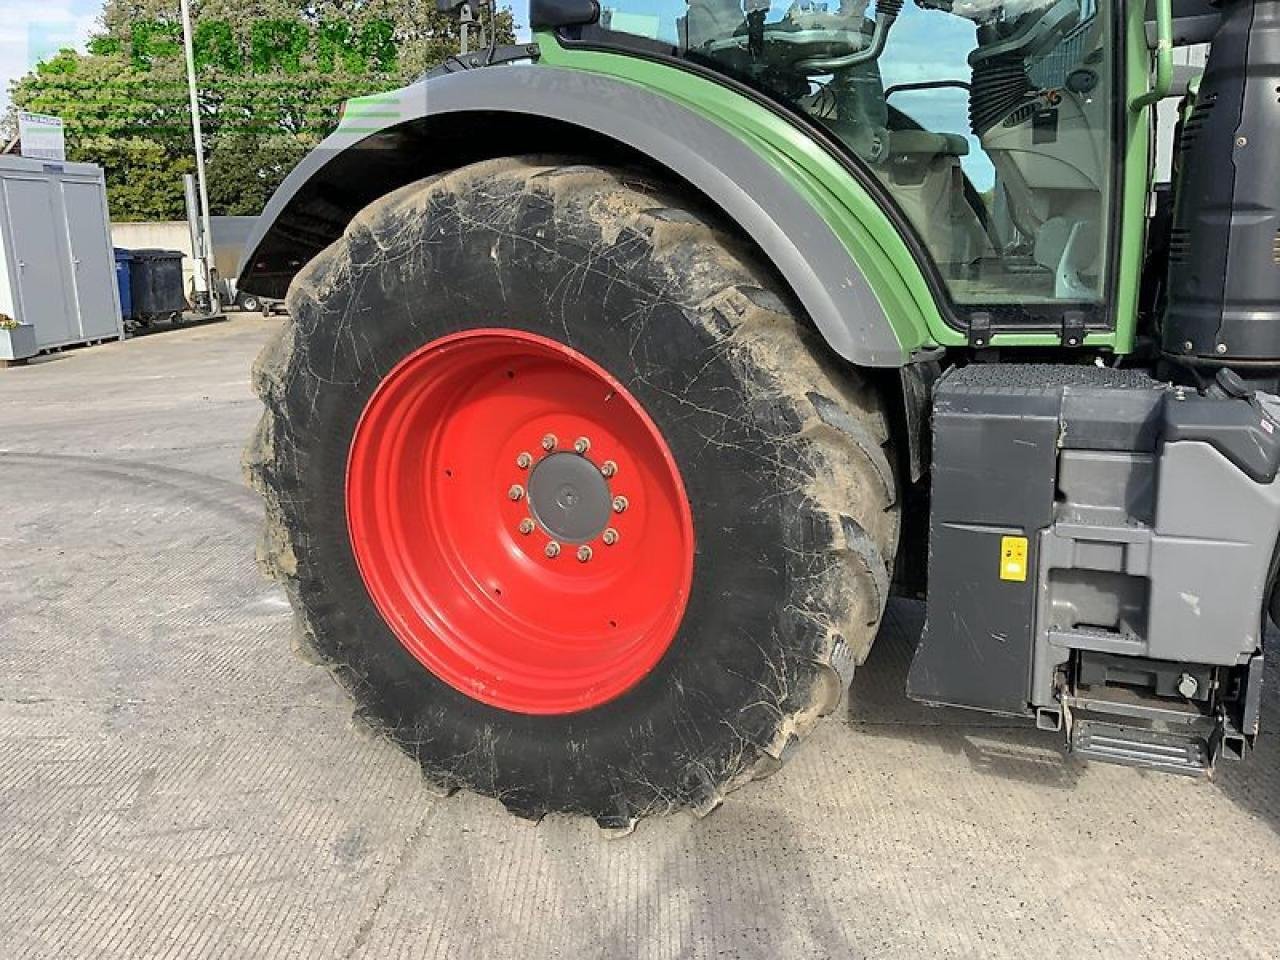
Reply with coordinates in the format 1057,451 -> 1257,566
2,316 -> 1279,960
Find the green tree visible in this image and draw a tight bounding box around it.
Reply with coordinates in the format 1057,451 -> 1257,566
206,133 -> 310,216
6,0 -> 515,220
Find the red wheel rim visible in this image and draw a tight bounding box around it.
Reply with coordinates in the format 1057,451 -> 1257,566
346,329 -> 695,714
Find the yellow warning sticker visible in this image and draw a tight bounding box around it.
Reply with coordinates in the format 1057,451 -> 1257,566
999,535 -> 1029,582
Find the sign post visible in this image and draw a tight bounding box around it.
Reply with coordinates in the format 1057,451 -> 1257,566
179,0 -> 219,313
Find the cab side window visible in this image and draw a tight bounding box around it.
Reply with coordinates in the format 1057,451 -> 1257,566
594,0 -> 1116,311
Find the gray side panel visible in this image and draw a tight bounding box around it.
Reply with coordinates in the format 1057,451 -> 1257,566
237,65 -> 906,367
907,371 -> 1062,716
1147,441 -> 1280,663
910,365 -> 1173,717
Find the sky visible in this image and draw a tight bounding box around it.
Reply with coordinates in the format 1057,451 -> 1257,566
0,0 -> 101,115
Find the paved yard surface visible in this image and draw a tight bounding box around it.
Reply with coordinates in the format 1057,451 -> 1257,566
2,316 -> 1279,960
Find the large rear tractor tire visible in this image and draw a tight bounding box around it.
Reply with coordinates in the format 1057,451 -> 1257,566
244,157 -> 899,830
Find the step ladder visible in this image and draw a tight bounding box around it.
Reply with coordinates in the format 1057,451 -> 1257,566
1061,688 -> 1241,777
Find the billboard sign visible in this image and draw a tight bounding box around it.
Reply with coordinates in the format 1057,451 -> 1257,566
18,111 -> 66,162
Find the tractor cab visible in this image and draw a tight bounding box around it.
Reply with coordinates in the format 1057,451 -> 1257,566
567,0 -> 1116,318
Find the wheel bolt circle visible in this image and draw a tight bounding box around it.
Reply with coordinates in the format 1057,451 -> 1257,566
600,460 -> 617,478
602,528 -> 619,546
541,433 -> 557,452
577,545 -> 593,563
545,541 -> 561,558
518,518 -> 535,535
508,484 -> 524,502
574,436 -> 591,455
516,452 -> 532,469
612,495 -> 628,513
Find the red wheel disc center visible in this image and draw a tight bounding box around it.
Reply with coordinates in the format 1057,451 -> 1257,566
345,329 -> 695,714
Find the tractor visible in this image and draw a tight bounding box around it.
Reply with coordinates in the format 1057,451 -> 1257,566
237,0 -> 1280,831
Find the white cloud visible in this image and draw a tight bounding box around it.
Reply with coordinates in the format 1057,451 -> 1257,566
0,1 -> 99,116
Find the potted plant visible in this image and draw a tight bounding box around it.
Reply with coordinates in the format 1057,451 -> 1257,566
0,312 -> 37,362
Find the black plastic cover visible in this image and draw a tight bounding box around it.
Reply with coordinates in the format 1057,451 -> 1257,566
1162,0 -> 1280,363
908,366 -> 1064,716
1163,393 -> 1280,483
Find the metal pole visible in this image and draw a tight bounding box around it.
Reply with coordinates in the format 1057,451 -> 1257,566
459,5 -> 472,56
182,173 -> 203,277
179,0 -> 218,311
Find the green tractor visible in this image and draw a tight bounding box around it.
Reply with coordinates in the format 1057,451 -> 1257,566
239,0 -> 1280,829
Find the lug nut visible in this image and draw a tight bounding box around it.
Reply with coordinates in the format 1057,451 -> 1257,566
508,484 -> 524,502
577,545 -> 593,563
612,495 -> 629,514
574,436 -> 591,455
516,452 -> 533,469
545,541 -> 561,558
541,433 -> 557,452
600,460 -> 617,478
602,528 -> 619,546
518,518 -> 535,535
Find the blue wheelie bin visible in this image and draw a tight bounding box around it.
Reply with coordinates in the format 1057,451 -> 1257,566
113,248 -> 133,322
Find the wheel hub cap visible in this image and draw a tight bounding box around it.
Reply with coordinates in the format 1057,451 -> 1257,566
528,452 -> 611,543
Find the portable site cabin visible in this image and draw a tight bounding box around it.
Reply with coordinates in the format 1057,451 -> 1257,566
0,156 -> 123,357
